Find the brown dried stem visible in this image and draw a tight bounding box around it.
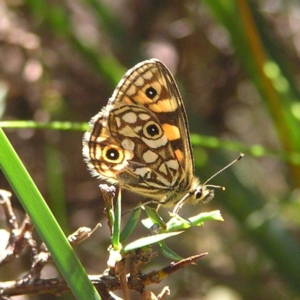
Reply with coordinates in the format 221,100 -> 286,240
0,188 -> 207,299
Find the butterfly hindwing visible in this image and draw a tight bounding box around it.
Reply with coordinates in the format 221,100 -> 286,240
108,104 -> 181,193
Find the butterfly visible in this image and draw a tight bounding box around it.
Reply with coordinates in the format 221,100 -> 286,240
82,59 -> 215,212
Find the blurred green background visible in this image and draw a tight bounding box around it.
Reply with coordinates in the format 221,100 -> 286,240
0,0 -> 300,299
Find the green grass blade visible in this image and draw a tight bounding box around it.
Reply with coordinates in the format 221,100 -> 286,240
0,128 -> 101,300
111,188 -> 122,249
0,120 -> 87,131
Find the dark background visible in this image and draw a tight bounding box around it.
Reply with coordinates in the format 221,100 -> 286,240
0,1 -> 300,299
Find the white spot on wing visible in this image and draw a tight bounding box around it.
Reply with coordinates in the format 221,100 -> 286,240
138,113 -> 151,120
142,135 -> 168,148
143,70 -> 153,80
135,76 -> 145,86
143,150 -> 158,163
122,112 -> 137,123
121,138 -> 135,151
127,84 -> 136,96
134,126 -> 142,133
147,175 -> 171,188
119,125 -> 138,137
158,163 -> 167,175
135,167 -> 151,178
116,117 -> 121,128
165,159 -> 179,170
95,136 -> 107,143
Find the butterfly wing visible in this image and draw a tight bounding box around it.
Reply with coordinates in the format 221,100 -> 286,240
112,59 -> 195,175
83,59 -> 195,202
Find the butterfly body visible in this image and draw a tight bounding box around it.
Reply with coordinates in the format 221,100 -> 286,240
83,59 -> 214,208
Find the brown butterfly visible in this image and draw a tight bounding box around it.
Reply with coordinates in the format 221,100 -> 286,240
82,59 -> 216,211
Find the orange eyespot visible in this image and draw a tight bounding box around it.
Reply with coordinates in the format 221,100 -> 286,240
103,146 -> 124,164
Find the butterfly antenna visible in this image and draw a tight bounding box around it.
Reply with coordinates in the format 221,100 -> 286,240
203,153 -> 244,190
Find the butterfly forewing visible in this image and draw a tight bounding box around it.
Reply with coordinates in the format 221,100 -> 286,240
113,60 -> 195,175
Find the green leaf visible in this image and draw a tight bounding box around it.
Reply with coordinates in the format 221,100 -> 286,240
120,207 -> 141,243
124,231 -> 182,252
143,205 -> 167,229
188,210 -> 224,225
166,214 -> 193,231
159,242 -> 183,261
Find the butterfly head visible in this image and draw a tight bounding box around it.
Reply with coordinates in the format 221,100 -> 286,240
169,177 -> 214,213
183,177 -> 215,205
193,183 -> 215,204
